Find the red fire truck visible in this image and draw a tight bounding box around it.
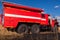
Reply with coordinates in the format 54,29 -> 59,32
1,2 -> 56,34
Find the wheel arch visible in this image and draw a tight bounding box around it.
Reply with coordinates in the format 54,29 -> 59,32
15,22 -> 40,31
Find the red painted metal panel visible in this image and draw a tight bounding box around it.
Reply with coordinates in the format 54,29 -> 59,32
51,20 -> 55,28
40,14 -> 49,25
3,2 -> 49,28
3,2 -> 44,13
4,7 -> 42,28
4,7 -> 41,17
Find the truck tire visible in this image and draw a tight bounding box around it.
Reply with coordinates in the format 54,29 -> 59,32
31,24 -> 40,34
17,24 -> 28,34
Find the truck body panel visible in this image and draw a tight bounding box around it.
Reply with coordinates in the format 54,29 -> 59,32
3,2 -> 49,28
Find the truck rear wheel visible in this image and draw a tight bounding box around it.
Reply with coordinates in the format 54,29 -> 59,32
31,24 -> 40,34
17,24 -> 28,34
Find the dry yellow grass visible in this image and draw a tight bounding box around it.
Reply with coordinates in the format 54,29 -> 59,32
0,25 -> 24,39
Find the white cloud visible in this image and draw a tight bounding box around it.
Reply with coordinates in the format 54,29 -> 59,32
42,9 -> 44,10
54,5 -> 60,8
42,8 -> 47,10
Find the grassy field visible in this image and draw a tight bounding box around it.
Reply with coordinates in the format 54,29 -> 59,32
0,25 -> 24,40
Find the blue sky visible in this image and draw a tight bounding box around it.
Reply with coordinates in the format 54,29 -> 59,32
0,0 -> 60,17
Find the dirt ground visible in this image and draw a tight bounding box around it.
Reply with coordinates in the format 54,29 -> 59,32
0,25 -> 24,40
